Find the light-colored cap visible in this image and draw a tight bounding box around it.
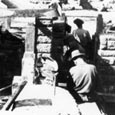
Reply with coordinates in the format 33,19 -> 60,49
71,49 -> 85,60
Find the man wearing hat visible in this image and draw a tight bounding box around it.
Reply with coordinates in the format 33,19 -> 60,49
72,18 -> 92,61
69,49 -> 98,102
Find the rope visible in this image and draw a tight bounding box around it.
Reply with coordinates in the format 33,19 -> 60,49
0,84 -> 13,92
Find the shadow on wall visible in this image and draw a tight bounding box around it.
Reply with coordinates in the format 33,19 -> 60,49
0,28 -> 24,96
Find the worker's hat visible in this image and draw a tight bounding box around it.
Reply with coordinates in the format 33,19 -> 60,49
73,18 -> 84,25
71,49 -> 85,60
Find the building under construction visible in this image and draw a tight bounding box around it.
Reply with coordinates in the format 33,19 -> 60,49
0,0 -> 115,115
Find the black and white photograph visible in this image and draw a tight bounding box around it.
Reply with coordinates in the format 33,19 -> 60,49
0,0 -> 115,115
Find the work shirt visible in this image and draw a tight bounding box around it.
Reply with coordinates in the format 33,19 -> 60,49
72,28 -> 92,60
72,28 -> 91,48
69,63 -> 97,94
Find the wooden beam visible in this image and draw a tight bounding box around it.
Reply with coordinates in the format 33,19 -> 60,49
9,9 -> 58,17
2,81 -> 27,111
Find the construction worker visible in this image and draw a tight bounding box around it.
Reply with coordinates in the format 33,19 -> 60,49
72,18 -> 93,62
68,49 -> 98,102
68,49 -> 107,115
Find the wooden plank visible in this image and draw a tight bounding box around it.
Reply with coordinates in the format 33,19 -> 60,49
2,81 -> 27,110
36,44 -> 51,53
9,9 -> 58,18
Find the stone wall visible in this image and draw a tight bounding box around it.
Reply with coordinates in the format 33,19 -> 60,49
0,17 -> 25,95
34,16 -> 67,84
96,33 -> 115,95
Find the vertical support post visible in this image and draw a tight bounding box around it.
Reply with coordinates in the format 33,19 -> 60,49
25,23 -> 35,52
4,17 -> 11,30
21,23 -> 35,84
94,14 -> 104,64
96,14 -> 104,35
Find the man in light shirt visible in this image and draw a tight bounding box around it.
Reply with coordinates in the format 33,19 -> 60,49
69,49 -> 97,102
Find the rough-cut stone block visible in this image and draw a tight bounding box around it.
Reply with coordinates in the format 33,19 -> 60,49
37,53 -> 51,59
100,34 -> 115,41
36,44 -> 51,53
106,34 -> 115,41
99,34 -> 107,45
107,40 -> 115,50
37,36 -> 52,43
98,50 -> 115,57
99,34 -> 115,50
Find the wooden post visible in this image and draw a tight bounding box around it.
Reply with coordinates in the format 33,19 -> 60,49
96,14 -> 104,35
